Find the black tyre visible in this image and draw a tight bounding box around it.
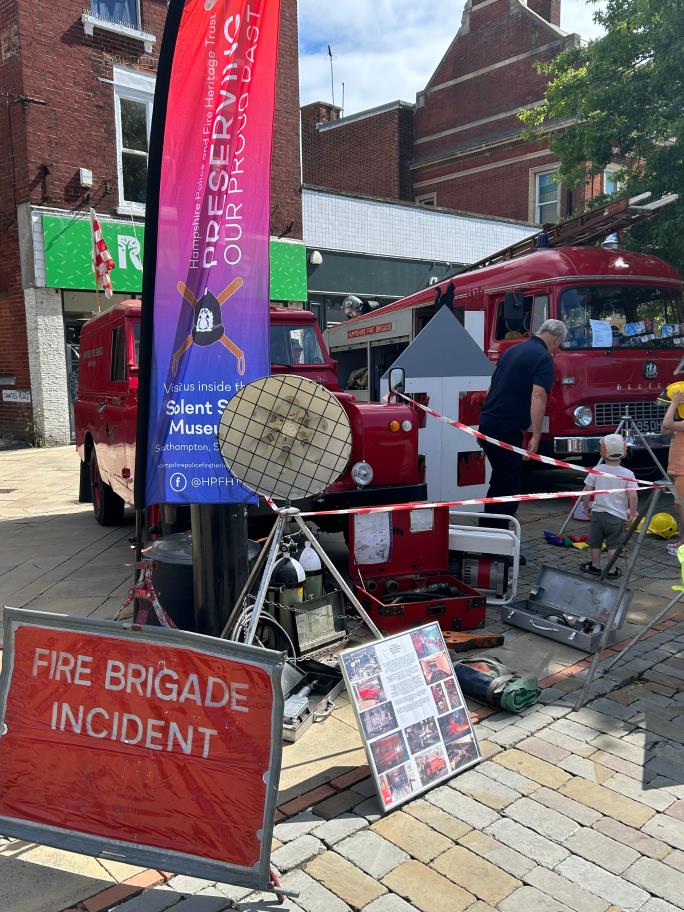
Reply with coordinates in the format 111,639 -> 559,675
90,450 -> 125,526
78,458 -> 92,503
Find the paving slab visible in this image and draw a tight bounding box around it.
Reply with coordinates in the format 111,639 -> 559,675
563,826 -> 640,874
457,829 -> 535,879
474,759 -> 540,796
381,860 -> 475,912
492,748 -> 572,788
401,799 -> 472,841
524,866 -> 610,912
431,844 -> 521,905
424,786 -> 500,828
560,777 -> 656,828
304,851 -> 386,909
556,856 -> 650,912
370,811 -> 451,864
543,788 -> 607,829
499,885 -> 574,912
642,813 -> 684,851
484,818 -> 570,869
448,768 -> 521,810
280,869 -> 350,912
312,814 -> 368,847
271,835 -> 325,873
335,830 -> 409,880
505,796 -> 580,841
624,855 -> 684,907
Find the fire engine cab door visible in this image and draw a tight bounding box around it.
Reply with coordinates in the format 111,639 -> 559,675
489,292 -> 550,358
101,324 -> 131,499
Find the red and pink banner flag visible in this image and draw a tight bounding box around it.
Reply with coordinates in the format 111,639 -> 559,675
136,0 -> 281,506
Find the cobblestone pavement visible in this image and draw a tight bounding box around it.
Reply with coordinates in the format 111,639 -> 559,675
2,448 -> 684,911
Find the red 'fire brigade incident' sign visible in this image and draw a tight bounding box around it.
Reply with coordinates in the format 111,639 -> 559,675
0,610 -> 284,889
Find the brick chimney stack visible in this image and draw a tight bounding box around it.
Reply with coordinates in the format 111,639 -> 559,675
527,0 -> 561,27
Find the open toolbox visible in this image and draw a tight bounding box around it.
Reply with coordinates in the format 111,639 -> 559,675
281,657 -> 346,742
348,506 -> 486,634
502,565 -> 632,652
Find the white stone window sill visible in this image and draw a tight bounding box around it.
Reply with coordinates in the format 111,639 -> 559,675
81,13 -> 156,54
117,204 -> 146,217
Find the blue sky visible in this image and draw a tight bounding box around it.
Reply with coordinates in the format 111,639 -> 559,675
298,1 -> 605,116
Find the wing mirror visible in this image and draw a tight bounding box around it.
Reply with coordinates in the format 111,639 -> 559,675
389,367 -> 405,397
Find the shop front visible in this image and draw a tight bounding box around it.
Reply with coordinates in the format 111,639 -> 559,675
27,207 -> 308,444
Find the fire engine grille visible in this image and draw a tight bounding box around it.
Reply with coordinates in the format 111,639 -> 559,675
594,401 -> 667,427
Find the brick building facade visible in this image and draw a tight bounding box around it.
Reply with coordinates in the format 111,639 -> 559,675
0,0 -> 302,444
301,0 -> 617,228
301,100 -> 414,201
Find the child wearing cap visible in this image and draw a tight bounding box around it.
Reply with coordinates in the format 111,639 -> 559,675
581,434 -> 637,579
661,386 -> 684,555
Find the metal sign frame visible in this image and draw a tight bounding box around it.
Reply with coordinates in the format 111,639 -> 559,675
340,622 -> 481,814
0,609 -> 284,890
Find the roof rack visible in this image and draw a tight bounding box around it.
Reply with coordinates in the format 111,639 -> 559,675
468,192 -> 679,271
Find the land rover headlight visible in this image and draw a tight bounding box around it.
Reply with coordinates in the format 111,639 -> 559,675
351,461 -> 373,487
573,405 -> 593,428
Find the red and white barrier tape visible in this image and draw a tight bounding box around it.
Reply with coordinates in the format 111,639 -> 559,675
298,483 -> 662,519
397,393 -> 659,489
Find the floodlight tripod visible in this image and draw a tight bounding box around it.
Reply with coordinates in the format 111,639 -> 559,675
567,413 -> 683,709
221,506 -> 383,645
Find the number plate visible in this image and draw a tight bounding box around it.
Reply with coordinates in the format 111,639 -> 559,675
632,419 -> 661,434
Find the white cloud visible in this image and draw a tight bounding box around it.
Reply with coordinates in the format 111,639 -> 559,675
299,0 -> 605,116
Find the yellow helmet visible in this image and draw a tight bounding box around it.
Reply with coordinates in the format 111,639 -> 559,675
638,512 -> 679,539
658,382 -> 684,419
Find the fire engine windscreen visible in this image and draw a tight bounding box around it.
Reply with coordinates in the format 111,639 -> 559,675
270,325 -> 324,365
561,285 -> 683,349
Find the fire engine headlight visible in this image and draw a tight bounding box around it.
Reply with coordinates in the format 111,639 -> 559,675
401,420 -> 413,432
573,405 -> 593,428
351,461 -> 374,487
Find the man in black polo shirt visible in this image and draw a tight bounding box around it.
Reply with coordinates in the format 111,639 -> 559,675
479,319 -> 567,525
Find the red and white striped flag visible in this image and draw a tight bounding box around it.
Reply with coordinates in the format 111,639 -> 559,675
90,208 -> 115,299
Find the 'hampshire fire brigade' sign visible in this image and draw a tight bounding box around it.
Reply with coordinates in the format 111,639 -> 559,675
0,609 -> 284,889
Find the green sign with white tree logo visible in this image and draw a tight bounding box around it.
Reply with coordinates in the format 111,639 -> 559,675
42,214 -> 145,292
41,213 -> 307,301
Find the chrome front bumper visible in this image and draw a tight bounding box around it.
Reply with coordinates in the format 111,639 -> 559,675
554,434 -> 670,456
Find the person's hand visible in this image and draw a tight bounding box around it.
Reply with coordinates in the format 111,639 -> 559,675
524,435 -> 540,461
672,390 -> 684,408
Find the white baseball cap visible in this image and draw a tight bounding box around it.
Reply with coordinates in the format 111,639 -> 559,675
603,433 -> 626,459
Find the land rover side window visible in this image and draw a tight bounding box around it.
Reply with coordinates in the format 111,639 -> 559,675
560,285 -> 684,349
132,321 -> 140,366
494,294 -> 540,340
270,325 -> 324,365
110,327 -> 127,381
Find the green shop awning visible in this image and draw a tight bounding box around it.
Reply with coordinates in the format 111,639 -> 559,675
41,213 -> 307,301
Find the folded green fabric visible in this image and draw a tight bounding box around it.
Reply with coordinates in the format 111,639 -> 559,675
455,656 -> 541,714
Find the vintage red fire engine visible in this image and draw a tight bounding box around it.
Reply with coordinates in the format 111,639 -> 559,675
74,303 -> 425,529
326,197 -> 684,461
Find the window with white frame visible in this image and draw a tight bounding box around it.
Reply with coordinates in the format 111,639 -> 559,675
604,166 -> 622,196
92,0 -> 140,29
113,67 -> 155,213
416,193 -> 437,207
534,170 -> 560,224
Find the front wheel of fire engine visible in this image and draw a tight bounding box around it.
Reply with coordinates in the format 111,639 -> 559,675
90,451 -> 124,526
78,458 -> 92,503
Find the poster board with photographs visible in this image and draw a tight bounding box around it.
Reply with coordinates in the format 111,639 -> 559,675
340,622 -> 481,813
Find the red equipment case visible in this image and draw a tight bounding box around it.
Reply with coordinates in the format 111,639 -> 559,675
349,506 -> 486,634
